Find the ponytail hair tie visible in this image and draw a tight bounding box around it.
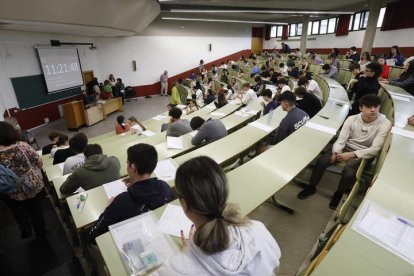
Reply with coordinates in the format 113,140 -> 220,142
207,212 -> 223,219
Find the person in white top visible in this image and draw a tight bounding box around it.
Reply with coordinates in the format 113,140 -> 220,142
359,51 -> 371,72
297,94 -> 392,209
156,156 -> 281,276
277,78 -> 291,94
62,153 -> 85,175
50,134 -> 69,158
297,77 -> 323,102
108,74 -> 116,87
239,82 -> 258,106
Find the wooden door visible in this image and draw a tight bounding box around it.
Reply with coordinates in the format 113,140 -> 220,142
251,38 -> 263,54
82,70 -> 94,86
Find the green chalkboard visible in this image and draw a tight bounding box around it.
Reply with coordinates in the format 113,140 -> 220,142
11,74 -> 82,109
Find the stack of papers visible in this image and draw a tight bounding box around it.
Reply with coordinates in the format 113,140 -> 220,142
352,200 -> 414,265
158,204 -> 193,238
240,108 -> 259,115
248,121 -> 273,132
166,136 -> 185,149
154,158 -> 177,182
176,104 -> 186,109
103,179 -> 128,199
234,111 -> 250,117
305,122 -> 337,135
228,99 -> 241,105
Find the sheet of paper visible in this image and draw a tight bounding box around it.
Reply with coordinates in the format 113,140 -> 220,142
389,92 -> 414,99
189,130 -> 198,137
166,136 -> 185,149
158,204 -> 193,238
240,108 -> 259,115
228,99 -> 241,105
391,126 -> 414,140
205,104 -> 216,109
57,162 -> 64,173
305,121 -> 337,135
176,104 -> 186,109
142,130 -> 155,137
103,179 -> 127,199
234,111 -> 250,117
152,114 -> 168,121
248,121 -> 273,132
386,59 -> 395,66
391,94 -> 410,102
154,158 -> 177,182
210,112 -> 225,116
352,200 -> 414,265
36,150 -> 42,156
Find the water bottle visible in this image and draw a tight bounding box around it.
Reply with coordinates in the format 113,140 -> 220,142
267,107 -> 274,125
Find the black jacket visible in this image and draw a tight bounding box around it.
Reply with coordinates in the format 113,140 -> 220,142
87,178 -> 174,242
349,76 -> 380,116
53,147 -> 77,164
296,93 -> 322,118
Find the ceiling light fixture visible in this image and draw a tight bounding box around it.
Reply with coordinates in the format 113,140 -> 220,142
162,17 -> 288,25
170,9 -> 354,15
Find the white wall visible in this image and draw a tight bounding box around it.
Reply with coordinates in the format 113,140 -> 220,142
0,30 -> 100,120
263,27 -> 414,51
94,19 -> 252,86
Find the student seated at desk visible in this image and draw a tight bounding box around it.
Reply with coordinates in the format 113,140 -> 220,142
294,86 -> 322,118
184,99 -> 199,115
166,107 -> 192,137
42,130 -> 64,155
239,82 -> 257,106
157,156 -> 281,275
127,116 -> 146,135
115,115 -> 130,135
214,93 -> 228,108
276,78 -> 290,98
62,134 -> 88,175
297,95 -> 392,209
348,62 -> 382,116
60,144 -> 120,194
50,134 -> 69,158
87,143 -> 173,242
261,89 -> 278,115
270,91 -> 309,145
382,60 -> 414,96
320,64 -> 338,79
204,89 -> 216,105
53,133 -> 88,165
297,77 -> 323,103
190,116 -> 227,145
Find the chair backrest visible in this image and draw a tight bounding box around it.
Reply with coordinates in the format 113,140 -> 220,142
177,84 -> 189,104
337,69 -> 346,85
183,79 -> 192,88
388,66 -> 404,80
313,75 -> 329,105
309,64 -> 316,73
314,64 -> 323,75
342,70 -> 353,86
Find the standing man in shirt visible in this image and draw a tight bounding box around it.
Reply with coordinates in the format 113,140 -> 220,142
281,42 -> 291,54
297,94 -> 392,209
160,70 -> 168,96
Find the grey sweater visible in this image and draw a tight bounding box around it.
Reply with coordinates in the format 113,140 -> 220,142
60,154 -> 121,194
192,119 -> 228,145
332,113 -> 392,159
166,119 -> 192,137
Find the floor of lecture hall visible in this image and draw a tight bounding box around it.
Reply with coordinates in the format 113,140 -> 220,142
1,95 -> 339,276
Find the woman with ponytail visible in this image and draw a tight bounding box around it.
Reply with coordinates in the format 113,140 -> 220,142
158,156 -> 281,275
114,115 -> 130,135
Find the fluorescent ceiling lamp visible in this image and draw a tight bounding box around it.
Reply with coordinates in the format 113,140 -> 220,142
170,9 -> 354,15
162,17 -> 288,24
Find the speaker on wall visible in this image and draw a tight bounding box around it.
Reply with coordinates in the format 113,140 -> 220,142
132,60 -> 137,71
208,43 -> 212,52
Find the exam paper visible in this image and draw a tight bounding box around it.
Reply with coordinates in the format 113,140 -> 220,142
158,204 -> 193,238
391,126 -> 414,140
176,104 -> 186,109
142,130 -> 155,137
152,114 -> 168,121
305,121 -> 337,135
36,150 -> 42,156
103,179 -> 127,199
189,130 -> 198,137
391,94 -> 410,102
352,200 -> 414,265
248,121 -> 273,132
234,111 -> 250,117
154,159 -> 177,182
210,112 -> 226,117
166,136 -> 185,149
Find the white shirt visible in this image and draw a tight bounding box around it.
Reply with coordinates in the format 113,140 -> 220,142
306,80 -> 323,102
156,221 -> 281,276
62,153 -> 85,175
242,89 -> 258,105
281,85 -> 291,94
194,89 -> 203,100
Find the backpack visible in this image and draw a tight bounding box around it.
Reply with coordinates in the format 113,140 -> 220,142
0,164 -> 19,194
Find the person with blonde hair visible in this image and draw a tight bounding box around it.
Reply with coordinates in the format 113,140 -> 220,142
158,156 -> 281,275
